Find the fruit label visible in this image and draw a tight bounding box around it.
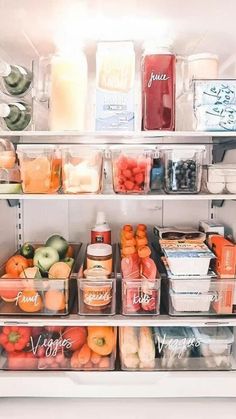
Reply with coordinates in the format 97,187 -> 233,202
155,334 -> 201,358
30,335 -> 72,357
15,291 -> 40,306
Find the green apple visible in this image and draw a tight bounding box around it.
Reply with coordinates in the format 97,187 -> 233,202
20,242 -> 35,259
62,257 -> 74,269
33,247 -> 59,273
45,235 -> 69,258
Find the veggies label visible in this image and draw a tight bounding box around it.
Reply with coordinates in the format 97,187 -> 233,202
30,335 -> 73,357
156,334 -> 201,358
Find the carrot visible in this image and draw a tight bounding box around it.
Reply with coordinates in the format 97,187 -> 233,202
138,246 -> 151,258
99,357 -> 111,369
91,351 -> 102,365
136,237 -> 148,248
70,350 -> 82,369
78,343 -> 91,365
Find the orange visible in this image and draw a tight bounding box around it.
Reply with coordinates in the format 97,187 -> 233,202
0,274 -> 21,301
5,255 -> 29,277
44,290 -> 66,312
18,289 -> 43,313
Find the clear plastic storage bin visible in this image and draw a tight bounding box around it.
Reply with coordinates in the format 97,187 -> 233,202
77,245 -> 116,315
0,325 -> 117,370
17,145 -> 61,193
204,164 -> 236,194
160,145 -> 205,194
122,278 -> 161,315
111,149 -> 152,194
119,326 -> 234,371
62,147 -> 103,194
0,244 -> 81,316
168,279 -> 236,316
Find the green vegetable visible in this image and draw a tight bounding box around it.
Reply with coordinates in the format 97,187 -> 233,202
20,243 -> 35,259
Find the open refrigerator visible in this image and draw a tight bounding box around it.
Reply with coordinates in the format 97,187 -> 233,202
1,0 -> 236,400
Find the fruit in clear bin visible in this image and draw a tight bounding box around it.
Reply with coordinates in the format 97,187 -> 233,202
20,242 -> 35,259
33,247 -> 59,273
46,235 -> 69,259
62,327 -> 87,351
21,157 -> 51,193
114,154 -> 151,193
48,261 -> 71,279
62,257 -> 74,269
65,245 -> 74,258
44,289 -> 66,312
18,289 -> 43,313
19,267 -> 41,279
5,255 -> 29,277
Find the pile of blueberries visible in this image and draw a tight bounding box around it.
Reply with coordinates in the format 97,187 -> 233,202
165,159 -> 198,193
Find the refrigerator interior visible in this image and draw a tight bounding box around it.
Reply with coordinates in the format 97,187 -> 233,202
1,0 -> 236,402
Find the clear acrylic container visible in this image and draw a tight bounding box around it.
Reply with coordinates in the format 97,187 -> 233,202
111,149 -> 152,194
160,145 -> 205,194
0,243 -> 81,316
62,147 -> 103,194
17,145 -> 61,193
168,279 -> 236,316
119,326 -> 234,371
0,167 -> 22,193
77,245 -> 116,315
204,164 -> 236,194
0,138 -> 15,169
122,278 -> 161,315
0,325 -> 117,371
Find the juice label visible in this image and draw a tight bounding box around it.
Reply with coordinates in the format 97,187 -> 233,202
142,53 -> 175,130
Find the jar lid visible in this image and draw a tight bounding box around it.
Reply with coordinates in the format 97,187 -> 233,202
188,53 -> 218,62
83,267 -> 110,279
87,243 -> 112,257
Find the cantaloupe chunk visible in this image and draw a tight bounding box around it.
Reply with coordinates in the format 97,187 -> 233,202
48,262 -> 71,279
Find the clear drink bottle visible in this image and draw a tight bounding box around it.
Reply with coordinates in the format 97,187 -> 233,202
142,43 -> 176,131
0,102 -> 31,131
0,61 -> 32,96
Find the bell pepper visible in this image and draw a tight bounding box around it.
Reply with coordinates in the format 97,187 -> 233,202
8,351 -> 38,370
0,326 -> 31,352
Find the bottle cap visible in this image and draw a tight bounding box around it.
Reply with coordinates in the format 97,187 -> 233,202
0,61 -> 11,77
95,211 -> 107,226
0,104 -> 10,118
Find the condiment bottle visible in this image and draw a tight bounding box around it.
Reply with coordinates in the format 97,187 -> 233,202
91,212 -> 111,244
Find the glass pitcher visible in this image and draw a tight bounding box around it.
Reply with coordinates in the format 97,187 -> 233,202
35,52 -> 88,131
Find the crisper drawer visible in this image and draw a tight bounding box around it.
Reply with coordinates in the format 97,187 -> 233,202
119,326 -> 235,371
0,325 -> 117,371
0,243 -> 82,316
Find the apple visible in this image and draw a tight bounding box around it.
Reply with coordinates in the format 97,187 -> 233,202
62,257 -> 74,269
20,242 -> 35,259
45,235 -> 69,258
33,247 -> 59,273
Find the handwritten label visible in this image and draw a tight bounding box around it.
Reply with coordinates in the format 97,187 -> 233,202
15,291 -> 40,307
203,84 -> 235,106
30,335 -> 73,357
132,294 -> 154,304
84,291 -> 111,304
148,71 -> 170,88
156,334 -> 201,358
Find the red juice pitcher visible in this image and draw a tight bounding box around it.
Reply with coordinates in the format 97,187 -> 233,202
142,44 -> 176,131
